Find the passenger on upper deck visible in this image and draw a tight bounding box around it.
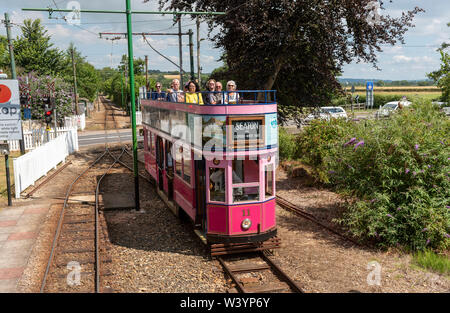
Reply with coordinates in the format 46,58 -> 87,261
185,80 -> 204,105
224,80 -> 240,104
151,82 -> 166,100
204,79 -> 217,105
166,79 -> 184,102
215,81 -> 223,104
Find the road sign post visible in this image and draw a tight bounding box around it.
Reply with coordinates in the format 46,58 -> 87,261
0,143 -> 12,206
366,81 -> 374,109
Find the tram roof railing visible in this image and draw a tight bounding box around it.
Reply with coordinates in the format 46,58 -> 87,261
142,90 -> 277,105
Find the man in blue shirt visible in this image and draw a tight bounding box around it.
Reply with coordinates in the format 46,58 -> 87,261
151,82 -> 166,100
166,79 -> 184,102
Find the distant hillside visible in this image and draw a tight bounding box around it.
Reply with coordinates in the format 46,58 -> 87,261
338,78 -> 435,86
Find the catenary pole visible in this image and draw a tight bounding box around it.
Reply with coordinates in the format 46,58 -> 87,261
4,13 -> 25,155
196,18 -> 201,86
188,29 -> 194,81
178,16 -> 184,87
125,0 -> 140,211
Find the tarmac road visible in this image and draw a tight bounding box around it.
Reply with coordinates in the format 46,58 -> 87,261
78,128 -> 143,147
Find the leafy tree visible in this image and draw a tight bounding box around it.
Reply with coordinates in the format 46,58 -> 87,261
158,0 -> 423,107
62,43 -> 101,101
0,35 -> 10,76
13,19 -> 65,76
118,54 -> 146,75
427,22 -> 450,103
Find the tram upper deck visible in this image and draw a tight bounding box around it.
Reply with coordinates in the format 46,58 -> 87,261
140,90 -> 278,155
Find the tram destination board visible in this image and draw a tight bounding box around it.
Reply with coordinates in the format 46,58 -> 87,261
228,116 -> 265,148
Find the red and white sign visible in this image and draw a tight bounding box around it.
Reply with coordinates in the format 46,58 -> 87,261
0,79 -> 22,140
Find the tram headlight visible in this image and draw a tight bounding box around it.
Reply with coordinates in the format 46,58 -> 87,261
241,218 -> 252,230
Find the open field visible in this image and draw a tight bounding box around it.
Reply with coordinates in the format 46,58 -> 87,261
353,86 -> 440,92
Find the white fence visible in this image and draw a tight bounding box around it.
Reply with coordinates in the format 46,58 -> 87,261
64,113 -> 85,130
8,127 -> 75,152
13,128 -> 78,198
136,111 -> 142,126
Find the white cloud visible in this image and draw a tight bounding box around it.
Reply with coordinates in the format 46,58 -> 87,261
392,55 -> 435,63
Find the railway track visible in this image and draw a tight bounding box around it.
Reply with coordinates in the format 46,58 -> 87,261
276,195 -> 362,247
40,96 -> 131,292
218,251 -> 303,293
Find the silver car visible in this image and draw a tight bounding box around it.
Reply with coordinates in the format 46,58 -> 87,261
304,106 -> 348,123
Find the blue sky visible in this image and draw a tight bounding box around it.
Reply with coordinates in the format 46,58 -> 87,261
1,0 -> 449,80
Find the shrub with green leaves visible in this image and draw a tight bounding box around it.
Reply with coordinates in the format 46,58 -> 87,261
297,100 -> 450,250
278,127 -> 299,161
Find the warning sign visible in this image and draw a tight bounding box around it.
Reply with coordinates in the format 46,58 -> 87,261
0,80 -> 23,140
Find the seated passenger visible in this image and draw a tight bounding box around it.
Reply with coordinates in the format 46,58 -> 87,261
151,82 -> 166,100
204,79 -> 217,105
215,81 -> 223,104
224,80 -> 240,104
185,80 -> 204,105
166,79 -> 184,102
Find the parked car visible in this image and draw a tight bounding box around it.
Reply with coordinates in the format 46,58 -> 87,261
375,100 -> 412,118
431,101 -> 450,116
304,106 -> 348,123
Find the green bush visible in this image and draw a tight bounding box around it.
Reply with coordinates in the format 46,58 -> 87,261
278,128 -> 299,160
297,100 -> 450,250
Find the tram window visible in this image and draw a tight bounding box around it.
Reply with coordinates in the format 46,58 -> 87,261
233,186 -> 259,203
183,153 -> 191,184
232,159 -> 259,183
175,148 -> 182,177
209,168 -> 225,202
147,132 -> 153,154
265,163 -> 274,197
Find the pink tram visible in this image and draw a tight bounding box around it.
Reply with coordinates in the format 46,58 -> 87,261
141,90 -> 278,244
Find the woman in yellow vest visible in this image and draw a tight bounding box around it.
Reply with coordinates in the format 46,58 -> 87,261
185,80 -> 204,105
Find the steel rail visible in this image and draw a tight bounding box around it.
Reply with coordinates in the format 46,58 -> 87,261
217,256 -> 247,293
260,251 -> 304,293
40,150 -> 108,293
24,161 -> 72,198
94,148 -> 126,293
276,195 -> 362,246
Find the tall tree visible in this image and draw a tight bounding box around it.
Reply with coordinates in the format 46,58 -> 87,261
0,35 -> 10,76
158,0 -> 423,106
62,43 -> 101,101
14,19 -> 65,75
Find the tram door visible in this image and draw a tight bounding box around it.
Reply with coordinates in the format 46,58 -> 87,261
194,158 -> 206,229
156,136 -> 164,190
165,141 -> 174,200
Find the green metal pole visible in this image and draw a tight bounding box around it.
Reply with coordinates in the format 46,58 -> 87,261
5,13 -> 25,155
125,0 -> 140,211
121,71 -> 124,107
188,29 -> 195,81
4,13 -> 16,79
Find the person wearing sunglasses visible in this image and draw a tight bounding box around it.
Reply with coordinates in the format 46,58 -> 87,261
151,82 -> 166,101
205,79 -> 217,105
224,80 -> 239,104
185,80 -> 204,105
214,81 -> 223,104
